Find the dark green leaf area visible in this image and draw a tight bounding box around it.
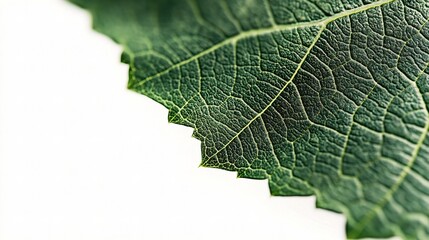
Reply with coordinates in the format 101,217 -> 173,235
70,0 -> 429,239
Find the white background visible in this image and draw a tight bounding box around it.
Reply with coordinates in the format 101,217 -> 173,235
0,0 -> 347,239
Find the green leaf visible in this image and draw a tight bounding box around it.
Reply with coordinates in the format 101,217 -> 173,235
70,0 -> 429,239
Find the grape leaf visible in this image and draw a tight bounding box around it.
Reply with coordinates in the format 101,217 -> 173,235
70,0 -> 429,239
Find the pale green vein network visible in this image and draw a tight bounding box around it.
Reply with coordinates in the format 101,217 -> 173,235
130,0 -> 428,237
128,0 -> 428,238
131,0 -> 396,162
70,0 -> 429,239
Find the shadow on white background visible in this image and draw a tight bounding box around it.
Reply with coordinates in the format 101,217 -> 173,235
0,0 -> 349,239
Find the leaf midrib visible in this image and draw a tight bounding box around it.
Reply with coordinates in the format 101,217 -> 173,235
202,0 -> 395,162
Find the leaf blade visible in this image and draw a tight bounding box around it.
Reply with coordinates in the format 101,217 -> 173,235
70,0 -> 429,238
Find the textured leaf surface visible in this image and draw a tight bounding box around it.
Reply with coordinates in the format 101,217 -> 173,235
71,0 -> 429,239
